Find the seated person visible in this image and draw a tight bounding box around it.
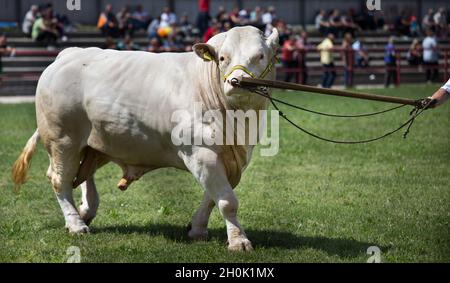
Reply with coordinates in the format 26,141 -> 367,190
22,5 -> 39,37
131,4 -> 150,30
328,9 -> 343,37
147,16 -> 161,39
116,6 -> 135,36
315,10 -> 329,35
341,13 -> 359,36
179,13 -> 193,38
121,12 -> 137,37
97,4 -> 120,38
394,11 -> 410,36
0,34 -> 16,85
32,14 -> 59,49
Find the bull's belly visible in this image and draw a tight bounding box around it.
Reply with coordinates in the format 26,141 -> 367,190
87,127 -> 186,170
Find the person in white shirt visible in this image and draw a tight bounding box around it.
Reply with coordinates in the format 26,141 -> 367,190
315,9 -> 329,35
315,10 -> 324,29
422,9 -> 435,31
262,6 -> 275,25
433,7 -> 448,37
422,29 -> 439,83
433,7 -> 446,27
352,39 -> 369,67
160,7 -> 176,28
22,5 -> 38,36
429,78 -> 450,108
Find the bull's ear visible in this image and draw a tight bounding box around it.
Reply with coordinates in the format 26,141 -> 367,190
266,28 -> 279,51
193,43 -> 216,62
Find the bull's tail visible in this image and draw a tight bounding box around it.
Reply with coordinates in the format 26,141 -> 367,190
12,130 -> 40,191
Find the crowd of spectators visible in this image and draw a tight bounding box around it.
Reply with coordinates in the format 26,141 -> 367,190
393,8 -> 448,38
95,2 -> 287,53
22,3 -> 75,50
315,7 -> 448,39
285,6 -> 447,88
9,2 -> 449,88
97,3 -> 197,52
315,9 -> 363,38
97,4 -> 151,38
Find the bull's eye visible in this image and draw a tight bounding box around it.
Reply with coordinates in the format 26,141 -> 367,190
219,56 -> 225,62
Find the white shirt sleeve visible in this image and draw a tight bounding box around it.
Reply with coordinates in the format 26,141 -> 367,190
441,78 -> 450,93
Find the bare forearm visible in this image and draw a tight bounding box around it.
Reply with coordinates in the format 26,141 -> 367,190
430,88 -> 449,107
429,78 -> 450,108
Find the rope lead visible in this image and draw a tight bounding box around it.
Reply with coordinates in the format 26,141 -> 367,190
232,80 -> 432,144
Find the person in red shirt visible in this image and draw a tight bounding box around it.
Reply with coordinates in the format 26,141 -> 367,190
281,35 -> 298,82
0,34 -> 16,86
203,20 -> 220,42
199,0 -> 210,12
197,0 -> 210,36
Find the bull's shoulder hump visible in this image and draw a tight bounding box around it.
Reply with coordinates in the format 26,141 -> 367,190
56,47 -> 83,60
56,47 -> 104,60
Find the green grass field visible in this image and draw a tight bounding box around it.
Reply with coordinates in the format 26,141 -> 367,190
0,84 -> 448,263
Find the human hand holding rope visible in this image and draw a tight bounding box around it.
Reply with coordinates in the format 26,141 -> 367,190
426,79 -> 450,109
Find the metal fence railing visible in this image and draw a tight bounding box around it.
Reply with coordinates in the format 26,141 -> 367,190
277,47 -> 450,85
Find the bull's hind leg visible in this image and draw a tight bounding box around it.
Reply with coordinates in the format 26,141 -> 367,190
79,177 -> 99,226
50,145 -> 89,234
188,192 -> 215,240
75,147 -> 109,226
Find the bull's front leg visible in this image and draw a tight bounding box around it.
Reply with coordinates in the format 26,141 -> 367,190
184,147 -> 253,251
217,186 -> 253,251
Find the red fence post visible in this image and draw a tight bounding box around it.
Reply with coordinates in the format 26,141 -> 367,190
298,49 -> 304,84
444,49 -> 449,81
396,51 -> 401,86
303,49 -> 308,84
349,48 -> 354,87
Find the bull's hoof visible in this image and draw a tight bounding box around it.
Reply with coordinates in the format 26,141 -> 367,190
228,237 -> 253,251
188,229 -> 208,241
187,222 -> 208,241
79,207 -> 96,226
66,223 -> 90,234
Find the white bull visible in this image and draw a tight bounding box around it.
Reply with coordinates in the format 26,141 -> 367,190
12,26 -> 279,251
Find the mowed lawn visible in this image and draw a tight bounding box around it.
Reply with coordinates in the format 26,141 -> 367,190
0,84 -> 448,263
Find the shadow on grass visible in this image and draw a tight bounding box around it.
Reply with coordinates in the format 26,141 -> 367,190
94,223 -> 384,258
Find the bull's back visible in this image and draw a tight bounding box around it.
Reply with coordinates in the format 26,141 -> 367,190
36,47 -> 195,167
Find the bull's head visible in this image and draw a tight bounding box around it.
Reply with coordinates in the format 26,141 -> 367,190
193,26 -> 279,101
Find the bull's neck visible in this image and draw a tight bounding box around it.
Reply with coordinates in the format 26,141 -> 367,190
194,59 -> 229,113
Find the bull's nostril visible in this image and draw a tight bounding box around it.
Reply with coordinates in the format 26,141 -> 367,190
229,78 -> 240,87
